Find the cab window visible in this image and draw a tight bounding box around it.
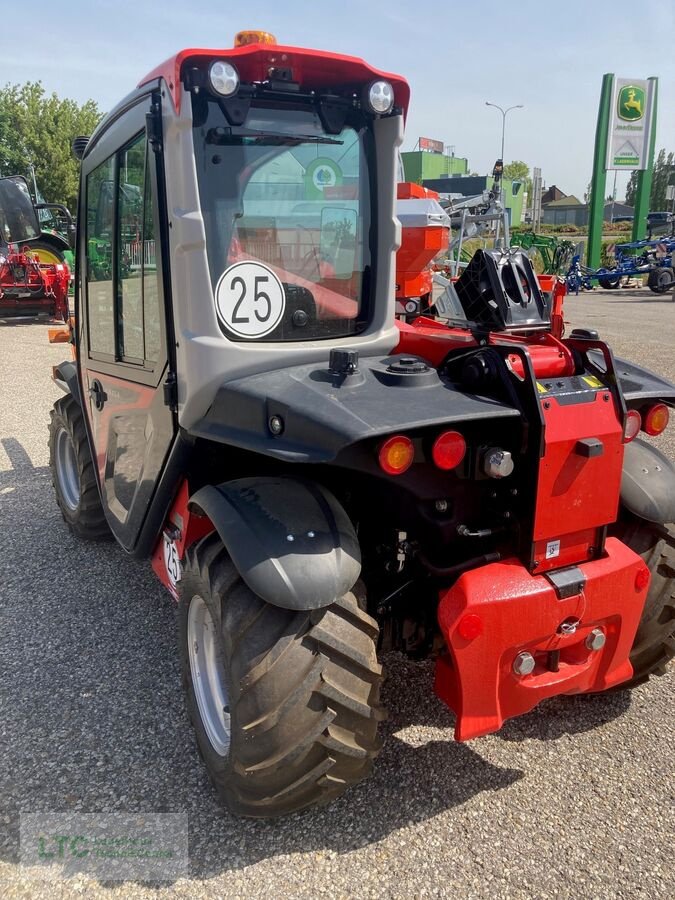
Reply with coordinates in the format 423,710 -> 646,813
85,132 -> 162,366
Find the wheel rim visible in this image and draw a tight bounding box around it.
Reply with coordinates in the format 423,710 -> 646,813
54,426 -> 80,510
187,594 -> 231,756
26,245 -> 64,266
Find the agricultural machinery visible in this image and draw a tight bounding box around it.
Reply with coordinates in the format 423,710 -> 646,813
566,237 -> 675,295
48,31 -> 675,818
0,175 -> 69,319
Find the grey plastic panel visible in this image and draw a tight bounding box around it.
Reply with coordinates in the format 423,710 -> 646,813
190,354 -> 521,462
621,438 -> 675,525
396,198 -> 451,229
160,83 -> 405,430
189,477 -> 361,610
608,353 -> 675,405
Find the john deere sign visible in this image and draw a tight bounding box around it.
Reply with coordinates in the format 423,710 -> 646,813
617,84 -> 645,121
606,77 -> 655,170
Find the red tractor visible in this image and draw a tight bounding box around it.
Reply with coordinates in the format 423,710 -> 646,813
48,30 -> 675,817
0,176 -> 69,320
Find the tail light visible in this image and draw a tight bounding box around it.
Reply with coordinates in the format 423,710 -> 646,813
623,410 -> 641,443
432,430 -> 467,470
642,403 -> 670,436
378,435 -> 415,475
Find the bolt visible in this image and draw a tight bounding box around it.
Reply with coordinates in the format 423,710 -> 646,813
269,415 -> 284,435
543,401 -> 551,410
435,499 -> 448,513
603,393 -> 610,402
286,534 -> 295,542
586,628 -> 606,651
306,531 -> 315,538
513,651 -> 536,676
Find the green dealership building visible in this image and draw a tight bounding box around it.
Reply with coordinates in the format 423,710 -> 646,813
401,147 -> 525,226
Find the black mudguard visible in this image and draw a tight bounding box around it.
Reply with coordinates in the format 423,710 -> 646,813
621,438 -> 675,525
54,360 -> 81,405
188,477 -> 361,610
611,354 -> 675,406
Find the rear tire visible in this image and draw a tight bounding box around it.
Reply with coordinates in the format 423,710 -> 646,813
647,267 -> 674,294
24,240 -> 66,266
597,268 -> 620,289
179,532 -> 385,817
613,516 -> 675,687
48,395 -> 110,540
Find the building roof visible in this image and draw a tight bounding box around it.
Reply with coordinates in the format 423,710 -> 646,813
543,194 -> 583,207
541,185 -> 566,204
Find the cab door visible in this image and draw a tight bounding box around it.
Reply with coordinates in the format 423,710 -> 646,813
79,96 -> 176,552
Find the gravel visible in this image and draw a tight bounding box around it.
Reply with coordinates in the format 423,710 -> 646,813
0,290 -> 673,899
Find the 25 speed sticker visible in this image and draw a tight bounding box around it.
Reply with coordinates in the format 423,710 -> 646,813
215,261 -> 286,338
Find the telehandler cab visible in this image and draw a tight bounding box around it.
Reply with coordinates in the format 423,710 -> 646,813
49,30 -> 675,817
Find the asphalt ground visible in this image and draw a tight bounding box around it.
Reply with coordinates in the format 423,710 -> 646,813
0,287 -> 673,899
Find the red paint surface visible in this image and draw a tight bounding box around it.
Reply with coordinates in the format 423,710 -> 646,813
435,539 -> 649,741
150,479 -> 215,598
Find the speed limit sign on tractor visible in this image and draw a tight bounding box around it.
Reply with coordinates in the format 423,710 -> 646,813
215,261 -> 286,338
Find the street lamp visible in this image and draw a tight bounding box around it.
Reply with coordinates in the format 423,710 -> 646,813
485,101 -> 524,167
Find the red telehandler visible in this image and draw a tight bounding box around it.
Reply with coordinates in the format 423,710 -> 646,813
48,30 -> 675,817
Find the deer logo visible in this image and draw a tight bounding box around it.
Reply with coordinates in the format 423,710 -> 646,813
618,84 -> 645,122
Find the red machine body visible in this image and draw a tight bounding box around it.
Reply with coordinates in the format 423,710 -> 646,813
0,246 -> 69,320
435,539 -> 649,741
395,275 -> 653,737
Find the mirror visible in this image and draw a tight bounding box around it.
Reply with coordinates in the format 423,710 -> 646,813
319,207 -> 357,279
0,176 -> 41,244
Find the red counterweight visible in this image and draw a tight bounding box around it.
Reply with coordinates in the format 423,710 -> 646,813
435,539 -> 650,741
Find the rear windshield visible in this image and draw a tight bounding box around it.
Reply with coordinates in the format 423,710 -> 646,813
192,99 -> 374,342
0,177 -> 40,244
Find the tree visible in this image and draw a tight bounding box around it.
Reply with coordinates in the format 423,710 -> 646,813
624,148 -> 674,210
650,148 -> 674,211
503,160 -> 531,195
0,82 -> 102,210
625,170 -> 638,206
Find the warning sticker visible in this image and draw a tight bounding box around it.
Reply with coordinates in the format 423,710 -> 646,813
536,382 -> 548,394
546,540 -> 561,560
215,261 -> 286,339
582,375 -> 604,389
163,534 -> 181,586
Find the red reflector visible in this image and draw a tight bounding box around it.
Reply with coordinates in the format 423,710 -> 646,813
378,435 -> 415,475
432,430 -> 467,470
623,409 -> 641,443
457,613 -> 483,641
642,402 -> 669,436
635,566 -> 650,592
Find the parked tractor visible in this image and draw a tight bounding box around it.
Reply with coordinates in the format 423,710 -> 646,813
0,176 -> 69,319
48,31 -> 675,818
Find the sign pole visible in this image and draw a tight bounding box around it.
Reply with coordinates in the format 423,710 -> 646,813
587,74 -> 614,269
631,76 -> 658,242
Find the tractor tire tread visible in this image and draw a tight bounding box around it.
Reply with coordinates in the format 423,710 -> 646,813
179,532 -> 384,817
49,395 -> 110,540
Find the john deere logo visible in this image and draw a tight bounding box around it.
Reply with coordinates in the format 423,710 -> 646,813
618,85 -> 645,121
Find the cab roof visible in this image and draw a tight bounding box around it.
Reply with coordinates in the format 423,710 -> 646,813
139,42 -> 410,117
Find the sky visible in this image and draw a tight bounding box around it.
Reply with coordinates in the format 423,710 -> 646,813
1,0 -> 673,202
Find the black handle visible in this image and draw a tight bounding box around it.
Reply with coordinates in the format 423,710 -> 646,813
89,379 -> 107,411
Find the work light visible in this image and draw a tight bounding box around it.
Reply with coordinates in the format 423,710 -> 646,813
209,61 -> 240,97
366,80 -> 394,114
